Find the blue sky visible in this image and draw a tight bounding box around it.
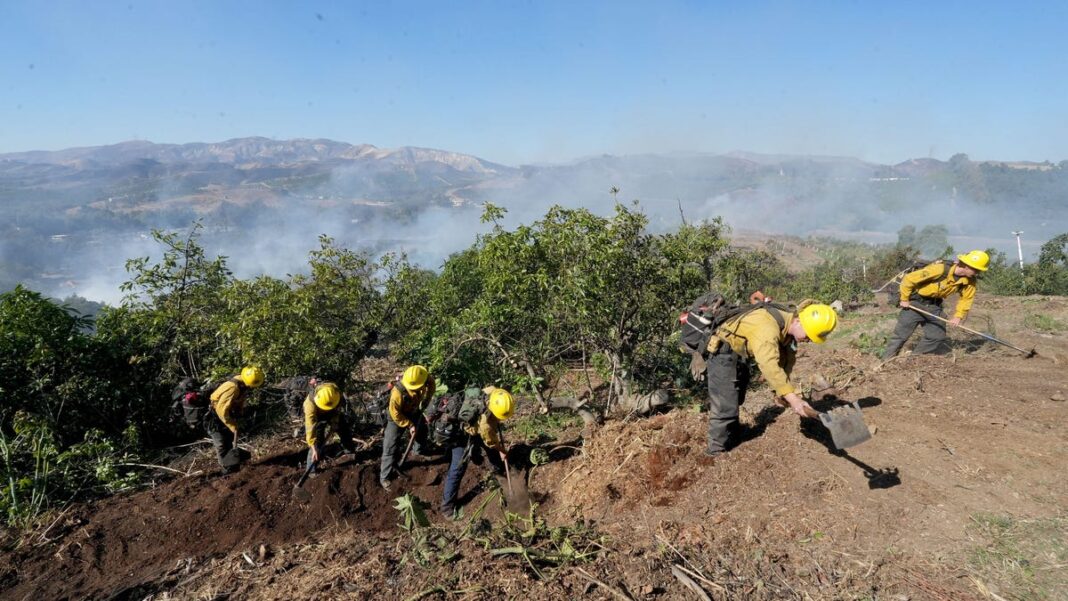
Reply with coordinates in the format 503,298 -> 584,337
2,1 -> 1066,164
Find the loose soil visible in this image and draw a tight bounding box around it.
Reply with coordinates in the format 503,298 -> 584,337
2,295 -> 1067,600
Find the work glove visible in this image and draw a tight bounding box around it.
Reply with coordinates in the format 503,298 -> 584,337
689,352 -> 706,381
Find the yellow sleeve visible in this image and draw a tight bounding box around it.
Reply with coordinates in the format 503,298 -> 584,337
211,381 -> 241,433
954,281 -> 977,319
899,264 -> 942,302
388,387 -> 411,428
304,397 -> 318,447
479,414 -> 501,449
748,328 -> 796,396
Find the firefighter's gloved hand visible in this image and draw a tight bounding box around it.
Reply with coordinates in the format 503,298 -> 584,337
311,446 -> 320,463
783,393 -> 818,418
689,352 -> 706,381
899,300 -> 911,309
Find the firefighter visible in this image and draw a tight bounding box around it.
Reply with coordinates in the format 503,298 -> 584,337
705,303 -> 837,456
283,375 -> 319,438
303,381 -> 357,474
427,386 -> 512,518
208,366 -> 264,472
379,365 -> 435,490
882,250 -> 988,359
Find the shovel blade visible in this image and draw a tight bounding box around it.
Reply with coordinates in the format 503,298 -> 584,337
293,485 -> 312,503
819,402 -> 872,450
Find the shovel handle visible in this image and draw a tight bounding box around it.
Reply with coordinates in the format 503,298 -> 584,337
295,460 -> 316,489
503,455 -> 514,497
398,430 -> 416,468
907,305 -> 1033,355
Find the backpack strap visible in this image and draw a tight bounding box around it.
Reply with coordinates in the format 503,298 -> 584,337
763,304 -> 788,331
906,261 -> 954,302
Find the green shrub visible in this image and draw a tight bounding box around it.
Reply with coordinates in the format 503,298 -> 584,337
1023,314 -> 1066,333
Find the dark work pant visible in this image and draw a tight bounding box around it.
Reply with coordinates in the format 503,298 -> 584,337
305,415 -> 357,472
204,413 -> 239,471
705,347 -> 751,455
380,417 -> 429,485
441,441 -> 469,514
442,436 -> 505,513
882,299 -> 949,359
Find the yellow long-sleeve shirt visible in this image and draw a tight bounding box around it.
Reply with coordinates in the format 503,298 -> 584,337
899,262 -> 977,319
713,307 -> 798,396
303,396 -> 341,447
388,375 -> 436,428
475,413 -> 502,450
210,378 -> 245,433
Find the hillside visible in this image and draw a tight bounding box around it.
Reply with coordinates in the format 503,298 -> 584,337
2,295 -> 1066,600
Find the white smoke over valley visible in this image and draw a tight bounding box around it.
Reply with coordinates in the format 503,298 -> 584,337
0,139 -> 1062,304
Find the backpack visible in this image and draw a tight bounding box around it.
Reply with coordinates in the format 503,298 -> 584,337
172,377 -> 215,430
678,292 -> 788,357
431,390 -> 468,445
363,379 -> 398,428
889,260 -> 952,305
457,387 -> 487,426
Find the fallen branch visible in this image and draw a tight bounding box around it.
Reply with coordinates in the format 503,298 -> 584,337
573,567 -> 634,601
164,439 -> 213,449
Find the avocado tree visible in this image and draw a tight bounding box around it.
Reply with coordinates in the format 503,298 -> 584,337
421,204 -> 730,413
114,223 -> 233,381
216,236 -> 386,386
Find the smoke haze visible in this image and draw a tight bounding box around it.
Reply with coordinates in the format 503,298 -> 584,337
1,139 -> 1062,303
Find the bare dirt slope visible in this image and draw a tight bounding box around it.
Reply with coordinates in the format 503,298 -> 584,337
1,296 -> 1066,600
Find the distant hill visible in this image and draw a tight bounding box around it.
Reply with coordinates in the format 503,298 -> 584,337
1,139 -> 1064,300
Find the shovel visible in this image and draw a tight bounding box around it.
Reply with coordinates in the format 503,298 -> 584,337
502,454 -> 514,498
292,460 -> 316,503
819,401 -> 872,450
907,305 -> 1036,357
398,430 -> 416,469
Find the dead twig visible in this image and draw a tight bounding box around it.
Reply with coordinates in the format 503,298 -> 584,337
673,563 -> 726,593
671,565 -> 711,601
163,439 -> 213,449
573,567 -> 634,601
611,449 -> 637,476
116,463 -> 191,475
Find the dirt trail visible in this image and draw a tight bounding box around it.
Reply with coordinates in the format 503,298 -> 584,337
0,448 -> 468,601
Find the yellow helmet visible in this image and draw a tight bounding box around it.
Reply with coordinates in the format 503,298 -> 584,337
488,388 -> 515,420
313,382 -> 341,411
957,250 -> 989,272
239,366 -> 264,388
797,304 -> 838,344
401,365 -> 429,392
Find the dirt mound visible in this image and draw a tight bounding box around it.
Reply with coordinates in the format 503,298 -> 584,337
529,338 -> 1068,599
0,448 -> 463,601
